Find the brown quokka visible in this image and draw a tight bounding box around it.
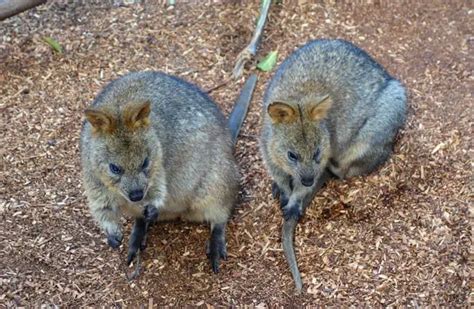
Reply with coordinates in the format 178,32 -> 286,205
81,71 -> 256,273
260,39 -> 407,291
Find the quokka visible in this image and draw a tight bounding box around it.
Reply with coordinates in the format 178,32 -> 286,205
81,71 -> 256,273
260,39 -> 406,291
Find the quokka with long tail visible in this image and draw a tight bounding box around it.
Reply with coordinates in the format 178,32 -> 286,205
260,39 -> 406,291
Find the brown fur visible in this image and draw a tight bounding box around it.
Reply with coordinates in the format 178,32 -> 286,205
307,95 -> 332,121
84,109 -> 117,134
123,101 -> 151,130
267,102 -> 298,124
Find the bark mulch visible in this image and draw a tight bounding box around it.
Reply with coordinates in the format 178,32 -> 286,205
0,1 -> 471,306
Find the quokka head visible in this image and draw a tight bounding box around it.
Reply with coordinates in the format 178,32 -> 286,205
85,101 -> 162,203
267,95 -> 332,187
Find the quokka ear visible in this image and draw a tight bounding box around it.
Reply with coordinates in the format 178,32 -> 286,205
123,101 -> 151,130
267,102 -> 298,124
308,95 -> 332,121
84,108 -> 117,134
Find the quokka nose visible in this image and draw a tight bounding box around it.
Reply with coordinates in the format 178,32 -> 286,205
301,176 -> 314,187
129,189 -> 144,202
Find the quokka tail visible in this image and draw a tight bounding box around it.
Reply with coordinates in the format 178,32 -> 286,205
282,217 -> 303,292
228,74 -> 257,145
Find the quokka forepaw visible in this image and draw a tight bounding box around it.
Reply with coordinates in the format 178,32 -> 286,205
107,232 -> 123,249
282,203 -> 303,221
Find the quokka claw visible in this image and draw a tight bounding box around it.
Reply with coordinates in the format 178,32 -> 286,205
207,238 -> 227,273
211,257 -> 220,273
139,236 -> 148,251
220,245 -> 228,261
127,248 -> 138,266
144,205 -> 158,223
272,182 -> 281,199
127,217 -> 147,266
107,232 -> 123,249
280,193 -> 289,208
272,182 -> 290,207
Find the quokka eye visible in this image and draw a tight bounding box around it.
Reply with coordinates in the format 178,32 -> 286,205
313,148 -> 321,163
287,151 -> 298,162
109,163 -> 123,175
142,157 -> 149,170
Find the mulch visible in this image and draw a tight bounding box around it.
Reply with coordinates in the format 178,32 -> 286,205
0,0 -> 471,306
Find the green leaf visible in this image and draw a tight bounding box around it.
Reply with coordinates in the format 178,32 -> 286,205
43,37 -> 63,54
257,50 -> 278,72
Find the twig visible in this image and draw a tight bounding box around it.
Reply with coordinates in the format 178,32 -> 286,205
231,0 -> 272,79
206,78 -> 231,94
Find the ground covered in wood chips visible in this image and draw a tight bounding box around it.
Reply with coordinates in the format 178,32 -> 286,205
1,1 -> 472,307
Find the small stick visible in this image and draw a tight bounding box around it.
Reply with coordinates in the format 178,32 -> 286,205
232,0 -> 272,79
206,78 -> 231,94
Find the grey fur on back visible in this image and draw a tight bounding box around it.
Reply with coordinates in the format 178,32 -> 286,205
261,39 -> 406,180
264,39 -> 406,156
